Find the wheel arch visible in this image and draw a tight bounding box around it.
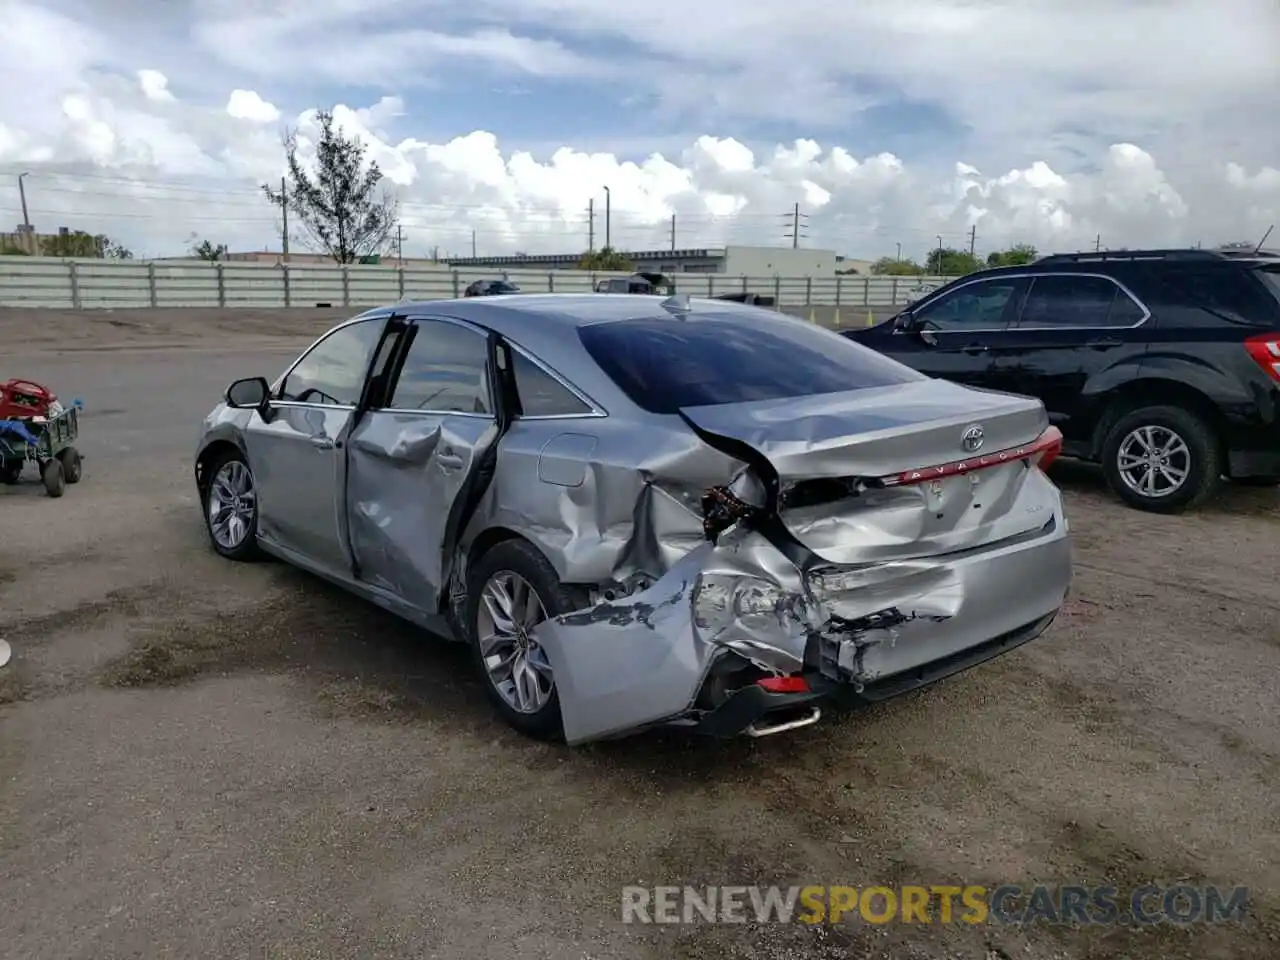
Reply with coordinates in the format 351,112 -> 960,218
1089,378 -> 1226,460
194,437 -> 247,493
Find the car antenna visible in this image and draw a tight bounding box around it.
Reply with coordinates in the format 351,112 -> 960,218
660,293 -> 691,319
1252,224 -> 1274,255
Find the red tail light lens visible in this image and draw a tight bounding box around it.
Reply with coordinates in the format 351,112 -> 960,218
880,425 -> 1064,487
1244,333 -> 1280,383
757,675 -> 810,694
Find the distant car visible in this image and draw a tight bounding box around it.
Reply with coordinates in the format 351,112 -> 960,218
845,248 -> 1280,512
904,282 -> 939,304
464,279 -> 522,297
594,272 -> 673,295
194,294 -> 1071,746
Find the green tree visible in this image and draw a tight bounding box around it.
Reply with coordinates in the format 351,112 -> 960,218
0,243 -> 29,256
870,256 -> 925,276
578,246 -> 633,271
190,236 -> 228,261
262,108 -> 399,264
40,231 -> 132,258
986,244 -> 1039,267
926,248 -> 983,276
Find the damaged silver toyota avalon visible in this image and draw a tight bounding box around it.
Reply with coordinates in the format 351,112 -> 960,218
195,294 -> 1072,745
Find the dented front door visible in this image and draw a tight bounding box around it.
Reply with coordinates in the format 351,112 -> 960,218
344,317 -> 499,612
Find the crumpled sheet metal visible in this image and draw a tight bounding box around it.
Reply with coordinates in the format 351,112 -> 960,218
346,412 -> 496,608
535,495 -> 1070,746
467,417 -> 739,588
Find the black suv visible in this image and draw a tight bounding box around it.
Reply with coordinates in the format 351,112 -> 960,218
845,249 -> 1280,512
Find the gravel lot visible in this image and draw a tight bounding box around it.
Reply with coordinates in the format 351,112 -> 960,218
2,309 -> 1278,960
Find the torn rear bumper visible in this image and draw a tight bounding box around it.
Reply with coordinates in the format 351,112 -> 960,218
693,609 -> 1058,739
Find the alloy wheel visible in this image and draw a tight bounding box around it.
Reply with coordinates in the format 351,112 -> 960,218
1116,426 -> 1191,499
208,460 -> 257,549
476,571 -> 554,714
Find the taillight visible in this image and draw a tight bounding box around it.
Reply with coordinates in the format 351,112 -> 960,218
879,425 -> 1064,487
1244,333 -> 1280,383
757,675 -> 809,694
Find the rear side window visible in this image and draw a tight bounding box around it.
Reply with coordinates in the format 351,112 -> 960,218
512,351 -> 592,417
577,313 -> 925,414
1163,268 -> 1277,324
1018,275 -> 1145,328
389,320 -> 491,414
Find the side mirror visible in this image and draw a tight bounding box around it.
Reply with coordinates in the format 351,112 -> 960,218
892,310 -> 914,331
226,376 -> 270,410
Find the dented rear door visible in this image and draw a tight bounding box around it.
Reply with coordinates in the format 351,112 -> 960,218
345,317 -> 500,611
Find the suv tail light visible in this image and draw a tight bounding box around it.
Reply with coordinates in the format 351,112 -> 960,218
1244,333 -> 1280,383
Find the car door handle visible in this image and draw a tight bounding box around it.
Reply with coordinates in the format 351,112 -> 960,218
1086,338 -> 1122,349
310,436 -> 335,450
961,344 -> 989,355
438,452 -> 465,470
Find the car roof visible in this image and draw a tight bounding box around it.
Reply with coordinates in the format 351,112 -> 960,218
384,294 -> 784,416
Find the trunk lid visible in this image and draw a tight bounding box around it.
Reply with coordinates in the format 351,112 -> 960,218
681,378 -> 1057,564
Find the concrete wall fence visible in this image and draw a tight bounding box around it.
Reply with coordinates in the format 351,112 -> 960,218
0,257 -> 948,310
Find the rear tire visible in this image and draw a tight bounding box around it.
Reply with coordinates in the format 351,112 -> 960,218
1100,405 -> 1220,513
0,461 -> 21,485
41,458 -> 66,498
464,539 -> 585,741
58,447 -> 82,484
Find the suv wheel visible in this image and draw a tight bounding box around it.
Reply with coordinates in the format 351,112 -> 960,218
1101,405 -> 1221,513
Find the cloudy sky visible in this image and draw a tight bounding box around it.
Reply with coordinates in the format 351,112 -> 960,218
1,0 -> 1277,261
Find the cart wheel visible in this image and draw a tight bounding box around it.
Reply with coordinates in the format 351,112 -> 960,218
0,461 -> 20,485
58,447 -> 83,484
42,458 -> 66,498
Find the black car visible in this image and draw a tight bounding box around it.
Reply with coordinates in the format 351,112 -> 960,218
464,279 -> 522,297
845,249 -> 1280,512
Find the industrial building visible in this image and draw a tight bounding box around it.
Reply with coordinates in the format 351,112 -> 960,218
443,245 -> 855,277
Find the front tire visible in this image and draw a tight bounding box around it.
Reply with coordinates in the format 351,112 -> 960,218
202,450 -> 262,561
1101,405 -> 1221,513
464,539 -> 584,741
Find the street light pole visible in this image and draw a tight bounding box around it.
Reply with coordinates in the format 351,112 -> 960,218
603,185 -> 611,250
17,172 -> 32,253
936,235 -> 944,276
895,242 -> 901,263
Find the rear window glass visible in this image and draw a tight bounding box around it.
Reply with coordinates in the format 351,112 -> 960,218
1164,268 -> 1276,324
577,313 -> 925,414
1256,267 -> 1280,303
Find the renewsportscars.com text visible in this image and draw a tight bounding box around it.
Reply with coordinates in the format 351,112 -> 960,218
621,884 -> 1250,926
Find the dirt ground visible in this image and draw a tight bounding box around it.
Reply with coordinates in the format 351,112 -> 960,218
1,309 -> 1278,960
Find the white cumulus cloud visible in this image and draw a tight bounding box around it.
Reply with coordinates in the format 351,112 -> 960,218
226,89 -> 280,124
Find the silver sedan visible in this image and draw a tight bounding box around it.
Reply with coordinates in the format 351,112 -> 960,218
195,294 -> 1072,745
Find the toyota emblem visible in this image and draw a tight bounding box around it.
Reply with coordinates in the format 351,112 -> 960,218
961,424 -> 985,452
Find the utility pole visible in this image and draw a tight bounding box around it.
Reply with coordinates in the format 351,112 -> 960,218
670,214 -> 676,251
603,186 -> 611,249
471,230 -> 476,258
782,203 -> 808,248
395,224 -> 403,264
895,242 -> 901,263
936,235 -> 944,275
968,225 -> 976,257
1095,234 -> 1102,252
16,173 -> 33,253
587,198 -> 595,252
280,175 -> 290,263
